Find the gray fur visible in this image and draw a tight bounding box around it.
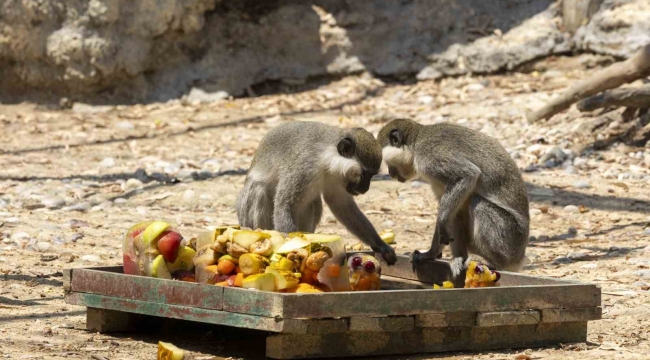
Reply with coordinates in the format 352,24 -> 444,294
377,119 -> 529,277
237,121 -> 397,265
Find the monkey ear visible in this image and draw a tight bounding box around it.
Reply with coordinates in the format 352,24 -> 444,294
337,137 -> 356,158
389,129 -> 402,147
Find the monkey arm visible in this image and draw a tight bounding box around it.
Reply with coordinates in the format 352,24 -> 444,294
323,187 -> 396,265
425,158 -> 481,239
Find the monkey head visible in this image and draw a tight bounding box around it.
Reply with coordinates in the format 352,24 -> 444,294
377,119 -> 421,183
334,128 -> 382,196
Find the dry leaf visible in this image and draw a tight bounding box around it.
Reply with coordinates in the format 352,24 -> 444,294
611,182 -> 629,192
578,205 -> 589,213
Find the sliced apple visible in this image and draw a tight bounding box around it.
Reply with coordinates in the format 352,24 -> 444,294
231,230 -> 270,249
142,221 -> 170,246
303,233 -> 342,244
166,246 -> 196,273
275,237 -> 310,254
157,341 -> 184,360
195,230 -> 217,250
242,273 -> 276,292
261,230 -> 286,252
222,227 -> 239,241
122,254 -> 139,275
158,231 -> 183,262
265,267 -> 299,290
150,255 -> 172,279
287,231 -> 310,239
270,256 -> 295,271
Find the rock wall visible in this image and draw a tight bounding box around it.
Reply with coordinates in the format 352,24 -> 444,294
0,0 -> 647,104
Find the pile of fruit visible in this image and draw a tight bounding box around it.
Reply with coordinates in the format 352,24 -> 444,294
432,261 -> 501,289
121,220 -> 383,293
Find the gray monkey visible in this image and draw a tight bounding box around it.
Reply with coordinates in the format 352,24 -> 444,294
237,121 -> 397,265
377,119 -> 529,276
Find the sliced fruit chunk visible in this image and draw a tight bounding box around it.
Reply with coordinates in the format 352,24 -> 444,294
142,221 -> 170,246
242,273 -> 276,292
217,254 -> 239,264
150,255 -> 172,279
193,245 -> 217,268
232,230 -> 270,249
166,246 -> 196,273
195,229 -> 217,250
261,230 -> 286,252
158,341 -> 184,360
265,267 -> 299,290
122,254 -> 139,275
157,231 -> 183,262
217,259 -> 236,275
275,238 -> 310,254
238,253 -> 270,276
284,283 -> 323,293
379,229 -> 396,244
302,233 -> 342,244
270,257 -> 295,271
233,272 -> 244,287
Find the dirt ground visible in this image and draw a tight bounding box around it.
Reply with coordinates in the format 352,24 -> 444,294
1,54 -> 649,359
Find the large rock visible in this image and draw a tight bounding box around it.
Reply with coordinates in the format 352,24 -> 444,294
0,0 -> 647,103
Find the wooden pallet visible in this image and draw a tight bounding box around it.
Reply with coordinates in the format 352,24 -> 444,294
64,253 -> 601,359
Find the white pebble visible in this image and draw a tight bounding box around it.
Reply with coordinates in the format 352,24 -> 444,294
182,190 -> 196,203
123,178 -> 144,191
466,83 -> 485,92
529,209 -> 542,216
564,205 -> 579,213
36,242 -> 51,252
572,180 -> 591,189
81,255 -> 101,262
41,197 -> 65,209
417,95 -> 434,104
116,121 -> 135,130
114,198 -> 128,204
100,157 -> 115,168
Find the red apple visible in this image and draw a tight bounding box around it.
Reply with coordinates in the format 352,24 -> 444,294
123,254 -> 139,275
157,231 -> 183,263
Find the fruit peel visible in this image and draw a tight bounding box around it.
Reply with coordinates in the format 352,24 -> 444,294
142,221 -> 171,246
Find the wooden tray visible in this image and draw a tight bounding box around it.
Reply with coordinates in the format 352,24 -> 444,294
64,253 -> 601,359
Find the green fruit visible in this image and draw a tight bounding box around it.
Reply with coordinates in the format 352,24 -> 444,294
142,221 -> 170,246
150,255 -> 172,279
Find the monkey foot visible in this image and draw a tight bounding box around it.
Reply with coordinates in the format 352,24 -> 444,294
410,250 -> 441,271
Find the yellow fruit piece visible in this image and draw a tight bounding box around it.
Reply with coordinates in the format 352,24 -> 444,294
265,267 -> 299,290
195,230 -> 217,250
158,341 -> 184,360
433,284 -> 440,289
275,238 -> 310,254
379,229 -> 396,244
261,230 -> 286,252
166,246 -> 196,273
193,245 -> 217,268
238,253 -> 270,276
285,283 -> 323,293
143,221 -> 171,246
271,257 -> 295,271
442,281 -> 454,288
302,233 -> 342,244
218,254 -> 239,265
464,261 -> 499,288
242,273 -> 276,291
287,231 -> 309,238
232,230 -> 270,249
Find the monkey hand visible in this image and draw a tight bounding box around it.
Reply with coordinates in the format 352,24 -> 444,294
410,249 -> 442,271
373,244 -> 397,265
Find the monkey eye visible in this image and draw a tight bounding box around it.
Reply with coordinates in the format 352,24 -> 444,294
389,129 -> 402,147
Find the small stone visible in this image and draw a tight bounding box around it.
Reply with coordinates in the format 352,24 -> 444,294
80,255 -> 101,263
71,233 -> 84,242
529,209 -> 542,216
199,194 -> 213,201
177,170 -> 195,180
552,256 -> 573,265
635,270 -> 650,280
632,281 -> 649,289
64,202 -> 91,212
580,263 -> 597,269
60,252 -> 76,263
567,251 -> 592,261
573,157 -> 588,167
572,180 -> 591,189
186,88 -> 229,104
12,232 -> 31,240
564,166 -> 576,174
116,121 -> 135,130
563,205 -> 580,213
418,95 -> 434,104
608,213 -> 622,222
466,83 -> 485,92
411,181 -> 424,189
100,157 -> 115,168
416,67 -> 443,81
41,197 -> 65,209
164,163 -> 181,175
40,254 -> 58,262
543,160 -> 557,168
182,190 -> 196,203
114,198 -> 127,204
36,242 -> 51,252
537,235 -> 550,242
123,178 -> 144,191
567,226 -> 578,235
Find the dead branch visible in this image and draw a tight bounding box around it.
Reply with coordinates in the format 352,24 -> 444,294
577,84 -> 650,111
527,44 -> 650,122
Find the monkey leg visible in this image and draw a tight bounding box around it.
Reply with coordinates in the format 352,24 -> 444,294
237,181 -> 274,230
410,225 -> 444,270
468,196 -> 528,271
296,197 -> 323,233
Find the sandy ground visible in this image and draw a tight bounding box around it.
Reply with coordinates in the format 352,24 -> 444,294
0,55 -> 649,359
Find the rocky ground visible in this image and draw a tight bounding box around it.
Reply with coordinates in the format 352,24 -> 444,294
0,54 -> 649,359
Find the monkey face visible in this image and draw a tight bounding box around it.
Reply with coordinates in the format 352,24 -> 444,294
346,169 -> 376,196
